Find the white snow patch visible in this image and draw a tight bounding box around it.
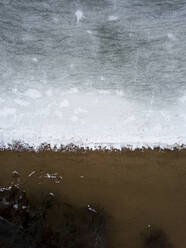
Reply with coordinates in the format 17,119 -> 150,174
98,90 -> 111,95
14,98 -> 30,106
87,30 -> 92,34
11,88 -> 19,94
71,115 -> 79,122
179,95 -> 186,103
52,16 -> 59,24
167,32 -> 176,41
75,10 -> 85,23
74,107 -> 88,114
108,15 -> 118,21
67,87 -> 79,94
116,90 -> 124,96
0,107 -> 16,117
32,57 -> 38,62
45,89 -> 53,97
24,89 -> 42,99
60,99 -> 69,108
0,97 -> 5,103
0,89 -> 186,150
55,110 -> 63,118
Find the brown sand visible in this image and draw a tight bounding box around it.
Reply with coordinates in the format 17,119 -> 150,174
0,149 -> 186,247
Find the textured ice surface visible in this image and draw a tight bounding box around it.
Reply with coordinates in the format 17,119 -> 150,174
0,0 -> 186,149
0,86 -> 186,149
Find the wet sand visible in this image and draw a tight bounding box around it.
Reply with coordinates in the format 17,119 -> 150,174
0,149 -> 186,247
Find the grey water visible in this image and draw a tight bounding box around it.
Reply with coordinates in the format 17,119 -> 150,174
1,0 -> 186,106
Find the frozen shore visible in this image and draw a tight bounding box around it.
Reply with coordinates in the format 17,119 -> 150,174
1,87 -> 186,151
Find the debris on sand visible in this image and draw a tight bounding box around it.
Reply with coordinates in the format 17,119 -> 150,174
0,186 -> 107,248
141,226 -> 174,248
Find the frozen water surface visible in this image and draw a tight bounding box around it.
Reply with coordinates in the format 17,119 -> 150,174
0,0 -> 186,149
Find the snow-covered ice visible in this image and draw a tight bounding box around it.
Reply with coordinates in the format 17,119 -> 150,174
24,89 -> 42,99
0,0 -> 186,150
108,15 -> 118,21
0,87 -> 186,150
75,10 -> 85,23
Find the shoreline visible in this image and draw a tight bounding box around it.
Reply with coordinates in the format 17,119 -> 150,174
1,141 -> 186,152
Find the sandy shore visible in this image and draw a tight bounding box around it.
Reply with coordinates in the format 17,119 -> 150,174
0,149 -> 186,247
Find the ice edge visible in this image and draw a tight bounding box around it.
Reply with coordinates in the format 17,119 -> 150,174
0,140 -> 186,152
